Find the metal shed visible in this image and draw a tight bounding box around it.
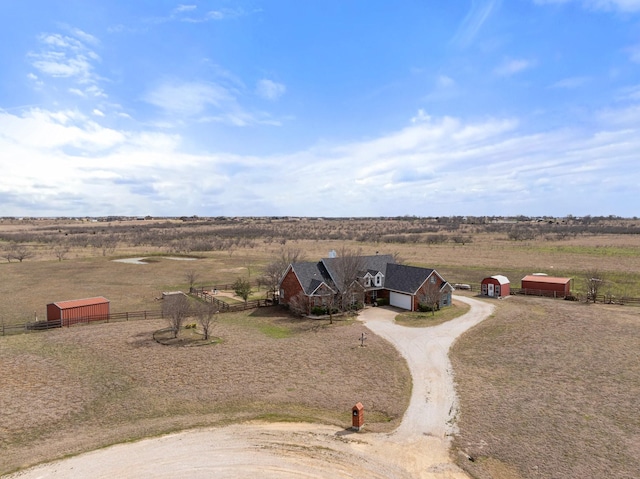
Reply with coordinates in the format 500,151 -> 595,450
47,296 -> 110,327
481,275 -> 510,297
521,275 -> 571,298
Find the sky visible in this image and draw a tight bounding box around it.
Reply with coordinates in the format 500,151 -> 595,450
1,0 -> 639,218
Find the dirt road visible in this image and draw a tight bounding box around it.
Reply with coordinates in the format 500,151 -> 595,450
6,296 -> 493,479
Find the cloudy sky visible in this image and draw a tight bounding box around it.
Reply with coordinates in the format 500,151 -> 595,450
1,1 -> 639,217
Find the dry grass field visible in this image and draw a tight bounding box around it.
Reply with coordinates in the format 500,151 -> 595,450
451,295 -> 640,479
0,308 -> 410,475
1,217 -> 640,478
3,216 -> 640,327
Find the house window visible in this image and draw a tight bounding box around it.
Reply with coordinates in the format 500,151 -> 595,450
364,277 -> 371,287
375,274 -> 382,286
430,276 -> 436,284
280,289 -> 285,300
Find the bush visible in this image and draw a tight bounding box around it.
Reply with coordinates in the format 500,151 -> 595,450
375,298 -> 388,306
350,302 -> 364,311
311,306 -> 327,316
418,303 -> 438,313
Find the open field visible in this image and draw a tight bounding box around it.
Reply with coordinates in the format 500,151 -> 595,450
0,308 -> 410,475
3,216 -> 640,326
1,217 -> 640,478
451,295 -> 640,479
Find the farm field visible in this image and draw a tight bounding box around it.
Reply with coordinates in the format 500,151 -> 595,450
1,216 -> 640,478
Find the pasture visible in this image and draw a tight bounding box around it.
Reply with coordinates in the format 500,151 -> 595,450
1,216 -> 640,478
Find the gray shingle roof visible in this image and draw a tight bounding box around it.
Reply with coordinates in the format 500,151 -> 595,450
321,254 -> 394,289
383,263 -> 434,294
290,261 -> 333,294
288,254 -> 448,296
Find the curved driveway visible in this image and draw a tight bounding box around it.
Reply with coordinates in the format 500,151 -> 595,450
359,295 -> 494,440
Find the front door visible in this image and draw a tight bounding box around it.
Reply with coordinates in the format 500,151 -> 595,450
488,283 -> 494,297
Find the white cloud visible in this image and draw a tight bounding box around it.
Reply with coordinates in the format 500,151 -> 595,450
144,80 -> 281,127
494,58 -> 536,76
174,4 -> 197,13
92,109 -> 105,117
256,79 -> 286,101
144,81 -> 234,116
2,102 -> 640,216
452,0 -> 502,47
27,30 -> 106,98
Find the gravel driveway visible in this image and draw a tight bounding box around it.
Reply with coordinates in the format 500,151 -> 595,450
6,296 -> 493,479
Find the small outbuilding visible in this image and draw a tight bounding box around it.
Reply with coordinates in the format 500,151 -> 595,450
521,275 -> 571,298
47,296 -> 110,327
481,275 -> 510,297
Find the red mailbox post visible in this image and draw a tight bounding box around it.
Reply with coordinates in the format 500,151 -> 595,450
352,402 -> 364,431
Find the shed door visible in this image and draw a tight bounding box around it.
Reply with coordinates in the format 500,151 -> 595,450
488,283 -> 494,297
390,292 -> 412,310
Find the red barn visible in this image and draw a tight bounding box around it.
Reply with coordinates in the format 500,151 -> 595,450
47,297 -> 110,327
521,275 -> 571,298
481,275 -> 510,297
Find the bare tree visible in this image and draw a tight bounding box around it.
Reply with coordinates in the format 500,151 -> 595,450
332,247 -> 366,312
92,234 -> 119,256
1,245 -> 13,263
185,269 -> 199,293
585,270 -> 605,303
162,293 -> 191,338
10,244 -> 34,263
288,291 -> 308,316
52,243 -> 70,262
196,301 -> 218,340
262,247 -> 306,298
418,276 -> 442,315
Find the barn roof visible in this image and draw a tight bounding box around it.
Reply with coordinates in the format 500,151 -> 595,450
521,275 -> 571,284
51,296 -> 110,309
490,275 -> 510,285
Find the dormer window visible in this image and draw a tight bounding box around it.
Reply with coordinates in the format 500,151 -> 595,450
374,273 -> 383,287
364,277 -> 371,287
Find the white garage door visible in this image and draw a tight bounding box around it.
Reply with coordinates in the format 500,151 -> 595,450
390,292 -> 412,310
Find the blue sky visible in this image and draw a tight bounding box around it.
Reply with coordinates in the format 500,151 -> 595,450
1,0 -> 639,217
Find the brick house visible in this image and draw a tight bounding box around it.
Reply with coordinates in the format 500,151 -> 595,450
278,254 -> 453,313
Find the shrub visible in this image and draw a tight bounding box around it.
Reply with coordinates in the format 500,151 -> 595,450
311,306 -> 326,316
375,298 -> 388,306
418,303 -> 438,313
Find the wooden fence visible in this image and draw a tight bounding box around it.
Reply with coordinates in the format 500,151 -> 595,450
191,287 -> 273,312
1,290 -> 275,336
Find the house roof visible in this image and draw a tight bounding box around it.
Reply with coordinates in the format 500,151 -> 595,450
51,297 -> 109,309
321,254 -> 394,290
285,254 -> 451,297
290,261 -> 334,295
521,275 -> 571,284
384,263 -> 436,294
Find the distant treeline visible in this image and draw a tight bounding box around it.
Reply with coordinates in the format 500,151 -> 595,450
1,216 -> 640,254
